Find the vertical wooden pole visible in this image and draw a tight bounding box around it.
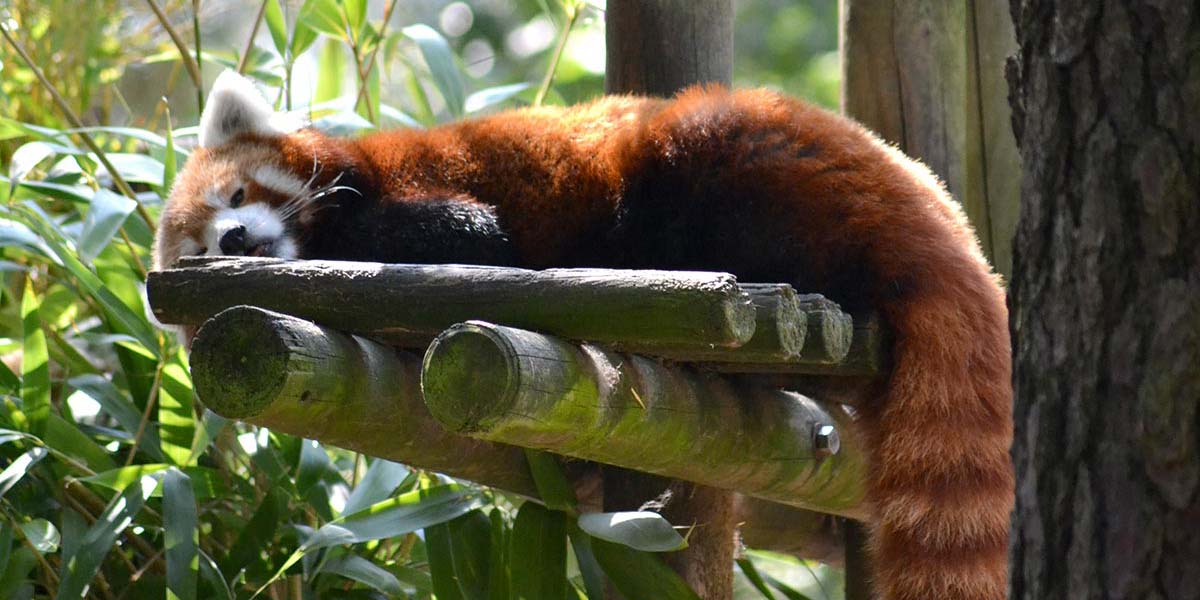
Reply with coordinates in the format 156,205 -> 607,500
604,2 -> 735,598
840,0 -> 1020,278
838,1 -> 1020,597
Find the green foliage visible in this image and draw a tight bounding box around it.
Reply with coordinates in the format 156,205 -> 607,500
0,1 -> 843,598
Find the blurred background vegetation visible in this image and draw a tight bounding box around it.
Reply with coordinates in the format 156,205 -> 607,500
0,1 -> 843,598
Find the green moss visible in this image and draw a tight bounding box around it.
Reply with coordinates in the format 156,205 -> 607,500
190,306 -> 290,419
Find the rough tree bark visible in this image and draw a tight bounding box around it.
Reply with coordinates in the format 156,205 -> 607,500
1008,1 -> 1200,599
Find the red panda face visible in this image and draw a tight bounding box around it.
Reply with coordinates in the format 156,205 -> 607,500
153,71 -> 316,270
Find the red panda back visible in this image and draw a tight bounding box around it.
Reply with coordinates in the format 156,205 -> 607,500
271,87 -> 1014,600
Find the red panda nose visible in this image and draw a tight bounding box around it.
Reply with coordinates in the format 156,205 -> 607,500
219,225 -> 248,255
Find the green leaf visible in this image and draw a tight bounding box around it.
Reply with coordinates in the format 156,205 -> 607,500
264,0 -> 289,57
9,141 -> 58,187
9,205 -> 159,357
55,476 -> 157,600
487,509 -> 509,600
162,113 -> 179,193
305,484 -> 483,550
510,502 -> 568,600
197,549 -> 234,600
80,464 -> 226,499
577,512 -> 687,552
186,410 -> 227,465
737,558 -> 780,600
567,526 -> 605,600
427,510 -> 492,600
0,547 -> 36,599
590,539 -> 700,600
98,153 -> 165,187
222,487 -> 287,575
163,468 -> 199,600
320,553 -> 403,596
299,0 -> 348,39
342,458 -> 409,516
158,356 -> 195,465
20,519 -> 60,554
465,83 -> 533,114
343,0 -> 368,39
314,39 -> 346,105
312,110 -> 376,136
43,413 -> 117,472
524,449 -> 576,512
403,24 -> 466,117
0,357 -> 17,395
19,277 -> 50,437
379,104 -> 423,129
77,189 -> 136,263
68,375 -> 163,461
0,447 -> 47,500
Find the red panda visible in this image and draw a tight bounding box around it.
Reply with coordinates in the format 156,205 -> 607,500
153,70 -> 1013,600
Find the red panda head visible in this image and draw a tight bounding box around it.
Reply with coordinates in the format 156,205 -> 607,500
153,70 -> 340,270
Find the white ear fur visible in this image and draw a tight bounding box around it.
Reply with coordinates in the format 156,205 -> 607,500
199,70 -> 302,148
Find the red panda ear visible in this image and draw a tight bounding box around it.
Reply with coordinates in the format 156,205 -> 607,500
199,70 -> 302,148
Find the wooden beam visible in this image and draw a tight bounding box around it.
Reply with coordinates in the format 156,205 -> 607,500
187,305 -> 847,557
149,256 -> 756,352
421,320 -> 868,519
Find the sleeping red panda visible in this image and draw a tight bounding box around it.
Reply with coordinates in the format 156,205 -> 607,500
153,70 -> 1013,600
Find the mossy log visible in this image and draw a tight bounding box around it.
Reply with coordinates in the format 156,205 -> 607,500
150,256 -> 756,352
422,321 -> 868,518
188,305 -> 848,555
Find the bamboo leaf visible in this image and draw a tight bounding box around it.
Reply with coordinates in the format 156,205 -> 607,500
523,449 -> 576,512
43,413 -> 117,472
341,458 -> 409,516
20,519 -> 60,554
55,476 -> 157,600
402,24 -> 466,117
567,526 -> 605,600
577,512 -> 687,552
319,553 -> 403,595
77,189 -> 136,263
427,510 -> 492,600
163,468 -> 199,600
68,375 -> 163,460
0,447 -> 47,500
737,558 -> 780,600
305,484 -> 483,549
488,509 -> 509,600
158,356 -> 195,465
20,277 -> 50,437
264,0 -> 289,57
465,83 -> 533,114
510,502 -> 568,600
80,464 -> 227,499
299,0 -> 348,39
590,539 -> 700,600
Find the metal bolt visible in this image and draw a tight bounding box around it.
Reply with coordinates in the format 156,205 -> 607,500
813,423 -> 840,458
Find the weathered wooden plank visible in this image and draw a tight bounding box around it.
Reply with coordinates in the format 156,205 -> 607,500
149,256 -> 756,351
421,320 -> 868,519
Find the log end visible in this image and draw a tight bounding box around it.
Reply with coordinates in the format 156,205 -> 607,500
190,306 -> 292,419
422,321 -> 519,434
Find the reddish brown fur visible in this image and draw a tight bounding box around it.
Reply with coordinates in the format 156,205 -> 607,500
162,87 -> 1013,600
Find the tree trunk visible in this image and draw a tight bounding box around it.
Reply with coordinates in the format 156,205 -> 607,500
1008,1 -> 1200,599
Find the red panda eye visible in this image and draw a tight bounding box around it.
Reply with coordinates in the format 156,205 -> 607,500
230,188 -> 245,208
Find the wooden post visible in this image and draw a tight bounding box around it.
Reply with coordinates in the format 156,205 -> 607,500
839,1 -> 1020,596
421,321 -> 868,517
186,305 -> 850,557
605,2 -> 737,596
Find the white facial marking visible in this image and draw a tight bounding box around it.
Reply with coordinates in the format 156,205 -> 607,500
199,70 -> 304,148
253,165 -> 310,199
203,202 -> 293,258
177,238 -> 203,257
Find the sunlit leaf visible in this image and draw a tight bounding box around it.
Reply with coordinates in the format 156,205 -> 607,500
737,558 -> 781,600
20,519 -> 60,554
320,553 -> 403,596
314,39 -> 346,105
403,24 -> 466,117
510,502 -> 568,600
43,414 -> 117,472
299,0 -> 347,39
159,356 -> 195,465
379,104 -> 423,129
78,189 -> 136,263
97,153 -> 165,187
466,83 -> 533,114
568,525 -> 605,600
19,277 -> 50,437
163,468 -> 198,600
68,374 -> 163,461
342,458 -> 410,516
55,476 -> 157,600
0,447 -> 47,500
264,0 -> 289,57
577,512 -> 687,552
306,484 -> 483,550
80,464 -> 227,499
312,110 -> 376,136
